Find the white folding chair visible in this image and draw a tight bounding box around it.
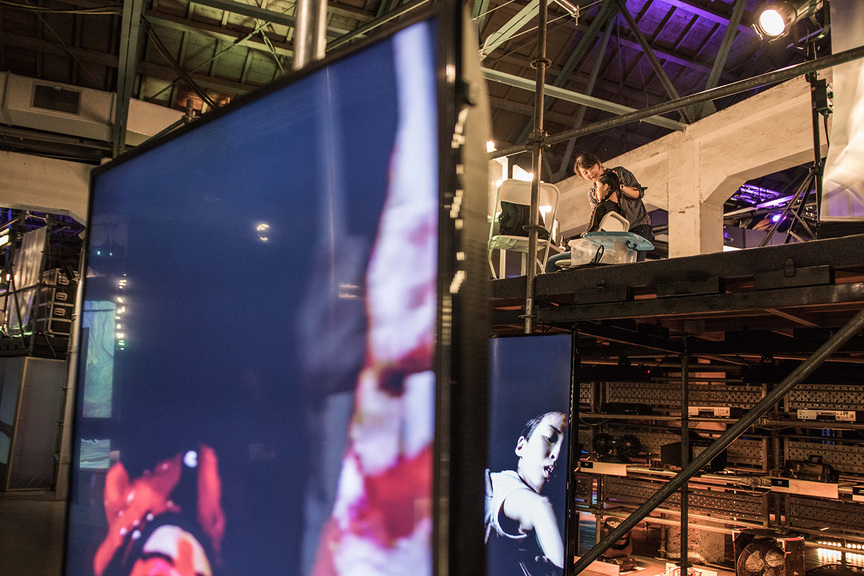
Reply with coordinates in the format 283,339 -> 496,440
488,179 -> 560,279
596,211 -> 629,232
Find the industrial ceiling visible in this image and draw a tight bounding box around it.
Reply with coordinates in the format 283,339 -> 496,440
0,0 -> 830,201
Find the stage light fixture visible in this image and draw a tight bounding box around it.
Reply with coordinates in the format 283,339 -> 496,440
753,0 -> 823,40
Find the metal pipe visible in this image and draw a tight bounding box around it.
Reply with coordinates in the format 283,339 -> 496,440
293,0 -> 328,70
565,334 -> 582,576
680,341 -> 689,573
54,242 -> 86,501
523,0 -> 549,334
491,43 -> 864,159
572,307 -> 864,575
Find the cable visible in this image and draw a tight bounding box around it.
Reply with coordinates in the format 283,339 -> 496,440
141,15 -> 219,110
146,1 -> 295,102
16,0 -> 104,89
475,0 -> 603,22
473,0 -> 523,22
823,113 -> 830,147
0,0 -> 119,14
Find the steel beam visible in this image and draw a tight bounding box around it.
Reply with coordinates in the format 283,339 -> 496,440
472,0 -> 492,30
326,0 -> 431,52
482,68 -> 685,132
557,16 -> 615,178
491,42 -> 864,158
572,306 -> 864,574
574,322 -> 682,354
664,0 -> 756,37
480,0 -> 540,59
113,0 -> 145,157
697,0 -> 747,119
146,12 -> 293,57
188,0 -> 350,39
615,0 -> 691,124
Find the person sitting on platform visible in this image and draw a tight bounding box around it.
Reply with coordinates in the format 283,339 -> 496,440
545,170 -> 623,273
575,152 -> 654,261
583,169 -> 623,234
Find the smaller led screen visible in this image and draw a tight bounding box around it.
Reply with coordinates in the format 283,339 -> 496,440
66,18 -> 440,576
486,334 -> 573,576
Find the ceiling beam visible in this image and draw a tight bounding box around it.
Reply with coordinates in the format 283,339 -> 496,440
182,0 -> 350,39
662,0 -> 756,37
484,2 -> 736,84
556,15 -> 615,178
472,0 -> 492,31
326,0 -> 430,52
489,95 -> 589,129
614,0 -> 691,123
113,0 -> 145,157
146,11 -> 293,57
491,51 -> 682,111
696,0 -> 747,119
0,31 -> 257,95
480,0 -> 539,59
481,69 -> 686,132
514,0 -> 619,144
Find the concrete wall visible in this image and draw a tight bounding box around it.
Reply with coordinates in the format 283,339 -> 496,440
0,151 -> 91,224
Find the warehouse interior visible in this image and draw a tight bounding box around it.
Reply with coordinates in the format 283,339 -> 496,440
2,0 -> 864,575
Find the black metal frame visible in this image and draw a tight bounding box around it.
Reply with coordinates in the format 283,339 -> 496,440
571,307 -> 864,574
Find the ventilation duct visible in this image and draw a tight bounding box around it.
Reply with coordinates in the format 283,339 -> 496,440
0,72 -> 183,148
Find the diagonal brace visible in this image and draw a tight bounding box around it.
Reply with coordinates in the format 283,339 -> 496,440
614,0 -> 692,124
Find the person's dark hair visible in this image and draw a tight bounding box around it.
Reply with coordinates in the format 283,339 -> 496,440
575,153 -> 602,174
520,411 -> 567,441
598,169 -> 621,192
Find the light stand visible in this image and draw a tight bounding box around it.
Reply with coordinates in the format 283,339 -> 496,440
759,39 -> 832,246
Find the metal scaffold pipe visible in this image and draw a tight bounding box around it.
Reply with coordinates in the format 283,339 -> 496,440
524,0 -> 549,335
293,0 -> 328,70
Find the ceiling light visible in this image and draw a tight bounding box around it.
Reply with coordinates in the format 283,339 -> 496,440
753,0 -> 823,40
758,8 -> 789,37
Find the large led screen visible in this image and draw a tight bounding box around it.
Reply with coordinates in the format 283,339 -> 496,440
486,334 -> 573,576
66,19 -> 440,576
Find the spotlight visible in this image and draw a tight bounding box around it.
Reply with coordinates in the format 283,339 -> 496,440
753,0 -> 823,40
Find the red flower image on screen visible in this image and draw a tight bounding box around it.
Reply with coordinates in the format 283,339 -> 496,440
94,444 -> 225,576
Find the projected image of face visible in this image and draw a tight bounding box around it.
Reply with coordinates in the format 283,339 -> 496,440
486,337 -> 572,576
515,412 -> 566,494
485,411 -> 568,576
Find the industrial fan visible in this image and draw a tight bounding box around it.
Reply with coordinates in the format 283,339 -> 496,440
733,530 -> 805,576
736,541 -> 787,576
